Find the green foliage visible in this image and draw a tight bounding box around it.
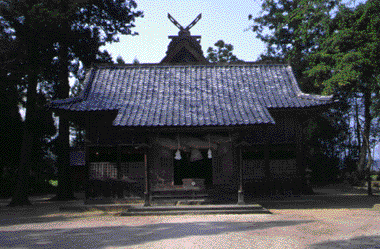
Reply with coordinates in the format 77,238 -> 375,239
206,40 -> 243,63
132,57 -> 140,65
250,0 -> 365,183
249,0 -> 340,93
306,0 -> 380,175
116,55 -> 126,65
0,0 -> 143,203
49,179 -> 58,187
306,1 -> 380,95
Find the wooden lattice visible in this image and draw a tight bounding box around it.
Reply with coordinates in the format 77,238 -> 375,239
90,162 -> 117,180
123,162 -> 144,180
270,159 -> 297,179
243,159 -> 265,180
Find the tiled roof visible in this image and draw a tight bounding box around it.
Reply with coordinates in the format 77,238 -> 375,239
51,63 -> 333,127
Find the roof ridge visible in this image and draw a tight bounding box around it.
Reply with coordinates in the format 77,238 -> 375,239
92,62 -> 289,68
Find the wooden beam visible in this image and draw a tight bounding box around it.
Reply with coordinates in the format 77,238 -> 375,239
116,124 -> 271,134
168,35 -> 201,39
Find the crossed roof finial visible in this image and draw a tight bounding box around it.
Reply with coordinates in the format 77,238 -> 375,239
168,13 -> 202,35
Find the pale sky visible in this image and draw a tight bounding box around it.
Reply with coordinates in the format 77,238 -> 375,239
100,0 -> 364,64
101,0 -> 266,64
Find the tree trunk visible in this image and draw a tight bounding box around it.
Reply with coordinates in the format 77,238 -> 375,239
360,118 -> 373,196
355,95 -> 364,172
366,140 -> 373,196
357,89 -> 372,195
7,22 -> 42,206
8,67 -> 38,207
54,48 -> 75,200
363,89 -> 372,196
53,5 -> 75,200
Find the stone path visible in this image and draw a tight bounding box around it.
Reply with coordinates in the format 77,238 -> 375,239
1,209 -> 380,248
1,186 -> 380,248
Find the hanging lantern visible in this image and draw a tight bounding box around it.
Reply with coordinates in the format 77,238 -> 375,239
208,135 -> 212,159
208,148 -> 212,159
190,148 -> 203,162
175,135 -> 182,160
175,149 -> 182,160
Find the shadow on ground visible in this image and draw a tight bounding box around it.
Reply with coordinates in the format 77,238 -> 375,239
252,195 -> 380,210
311,235 -> 380,249
0,220 -> 314,248
0,201 -> 92,227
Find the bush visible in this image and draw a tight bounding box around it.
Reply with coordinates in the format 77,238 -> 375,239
0,177 -> 15,198
348,171 -> 364,186
29,178 -> 57,195
49,180 -> 58,187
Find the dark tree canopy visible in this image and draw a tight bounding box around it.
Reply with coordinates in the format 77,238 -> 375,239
306,0 -> 380,180
249,0 -> 341,93
206,40 -> 243,63
116,55 -> 126,65
0,0 -> 143,205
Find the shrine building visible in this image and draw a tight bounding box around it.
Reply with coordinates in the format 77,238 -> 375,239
50,14 -> 334,205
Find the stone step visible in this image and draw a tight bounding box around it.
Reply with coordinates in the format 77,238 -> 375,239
120,204 -> 271,216
121,209 -> 270,216
60,203 -> 271,215
152,194 -> 209,200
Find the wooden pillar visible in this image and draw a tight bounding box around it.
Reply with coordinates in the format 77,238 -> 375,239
264,126 -> 271,194
237,146 -> 245,205
117,145 -> 122,180
144,149 -> 152,207
296,120 -> 309,193
84,115 -> 91,204
116,144 -> 123,198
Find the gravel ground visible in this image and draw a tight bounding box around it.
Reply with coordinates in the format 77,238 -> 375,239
0,185 -> 380,249
1,209 -> 380,248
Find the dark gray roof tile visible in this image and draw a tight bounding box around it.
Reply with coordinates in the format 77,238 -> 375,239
50,64 -> 333,127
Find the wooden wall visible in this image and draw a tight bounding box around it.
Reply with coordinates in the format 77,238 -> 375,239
213,142 -> 236,185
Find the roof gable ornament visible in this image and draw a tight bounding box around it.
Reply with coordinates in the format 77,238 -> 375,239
168,13 -> 202,37
160,13 -> 208,64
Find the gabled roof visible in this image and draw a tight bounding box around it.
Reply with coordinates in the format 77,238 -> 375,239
160,35 -> 208,64
50,63 -> 333,127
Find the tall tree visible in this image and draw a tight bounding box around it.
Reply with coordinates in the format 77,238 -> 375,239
37,0 -> 142,201
0,36 -> 23,197
117,55 -> 126,64
248,0 -> 352,184
0,0 -> 57,206
249,0 -> 340,93
0,16 -> 56,199
132,57 -> 140,64
0,0 -> 143,205
206,40 -> 243,63
306,0 -> 380,193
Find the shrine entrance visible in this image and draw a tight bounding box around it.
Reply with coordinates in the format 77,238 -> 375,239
173,149 -> 213,187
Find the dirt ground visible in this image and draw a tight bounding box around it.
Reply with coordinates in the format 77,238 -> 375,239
0,184 -> 380,249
